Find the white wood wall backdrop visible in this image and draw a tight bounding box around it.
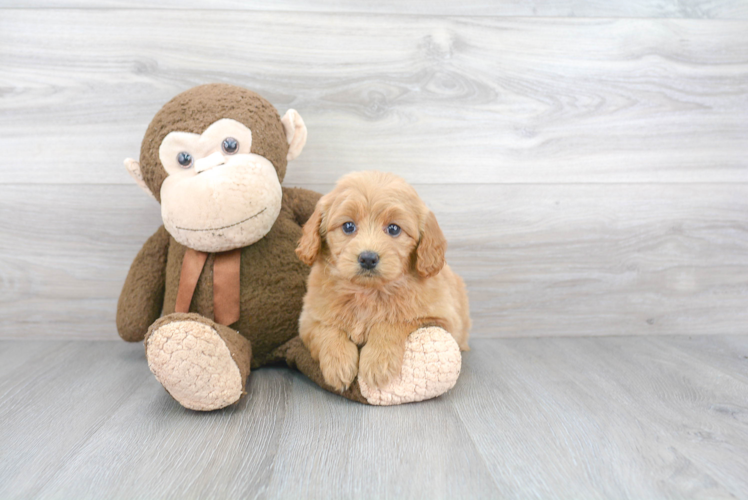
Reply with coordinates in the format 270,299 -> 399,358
3,11 -> 748,185
0,7 -> 746,339
3,1 -> 748,18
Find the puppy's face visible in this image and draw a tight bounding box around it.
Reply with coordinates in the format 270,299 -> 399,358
324,184 -> 420,284
297,171 -> 447,284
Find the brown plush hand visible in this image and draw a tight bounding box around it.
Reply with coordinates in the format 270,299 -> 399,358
283,187 -> 322,227
116,226 -> 170,342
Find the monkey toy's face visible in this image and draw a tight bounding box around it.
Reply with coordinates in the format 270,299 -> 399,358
124,84 -> 307,253
159,118 -> 282,252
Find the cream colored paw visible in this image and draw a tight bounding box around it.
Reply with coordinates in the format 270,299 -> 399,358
358,326 -> 462,406
319,340 -> 359,392
359,340 -> 404,389
146,320 -> 244,411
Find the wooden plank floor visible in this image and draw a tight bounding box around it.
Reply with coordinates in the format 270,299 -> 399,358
1,336 -> 747,499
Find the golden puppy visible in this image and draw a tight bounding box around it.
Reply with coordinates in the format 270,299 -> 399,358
296,171 -> 470,392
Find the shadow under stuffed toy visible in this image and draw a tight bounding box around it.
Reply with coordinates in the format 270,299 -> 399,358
117,83 -> 462,409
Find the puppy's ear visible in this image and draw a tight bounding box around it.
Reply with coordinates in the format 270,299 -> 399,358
296,203 -> 324,266
416,211 -> 447,278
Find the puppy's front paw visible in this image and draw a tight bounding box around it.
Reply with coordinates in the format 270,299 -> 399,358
319,340 -> 359,392
359,342 -> 404,389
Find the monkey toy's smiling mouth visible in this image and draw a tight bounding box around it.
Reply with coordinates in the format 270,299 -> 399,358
175,207 -> 267,232
160,158 -> 284,253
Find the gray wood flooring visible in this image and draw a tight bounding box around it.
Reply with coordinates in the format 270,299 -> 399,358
1,336 -> 747,499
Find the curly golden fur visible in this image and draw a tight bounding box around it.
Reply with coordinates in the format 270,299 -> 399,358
296,171 -> 470,391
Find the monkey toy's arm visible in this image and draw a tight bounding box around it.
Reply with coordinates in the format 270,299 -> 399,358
116,226 -> 171,342
283,187 -> 322,227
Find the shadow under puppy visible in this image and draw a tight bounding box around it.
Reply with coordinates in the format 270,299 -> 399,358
296,171 -> 471,396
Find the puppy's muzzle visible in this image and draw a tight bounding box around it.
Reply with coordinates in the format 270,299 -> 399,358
358,251 -> 379,271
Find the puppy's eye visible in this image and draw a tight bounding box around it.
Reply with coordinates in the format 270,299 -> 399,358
222,137 -> 239,155
177,152 -> 193,168
386,224 -> 401,237
342,222 -> 357,235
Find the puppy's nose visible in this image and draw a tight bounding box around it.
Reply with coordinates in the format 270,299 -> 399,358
358,251 -> 379,270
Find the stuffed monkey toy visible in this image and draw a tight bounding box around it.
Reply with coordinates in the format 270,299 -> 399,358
118,84 -> 461,409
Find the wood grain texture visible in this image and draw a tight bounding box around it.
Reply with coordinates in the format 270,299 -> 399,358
0,337 -> 746,498
2,1 -> 748,19
0,7 -> 746,342
1,183 -> 746,340
0,185 -> 162,339
35,357 -> 297,499
0,341 -> 151,498
1,11 -> 747,185
258,376 -> 499,499
452,336 -> 748,499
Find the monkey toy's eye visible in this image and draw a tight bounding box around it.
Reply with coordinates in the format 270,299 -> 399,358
342,222 -> 357,235
176,152 -> 193,168
222,137 -> 239,155
386,224 -> 401,237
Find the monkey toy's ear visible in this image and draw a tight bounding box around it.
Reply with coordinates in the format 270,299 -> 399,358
124,158 -> 156,200
281,109 -> 307,161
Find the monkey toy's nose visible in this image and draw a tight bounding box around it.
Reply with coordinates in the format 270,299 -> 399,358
194,152 -> 226,173
358,251 -> 379,270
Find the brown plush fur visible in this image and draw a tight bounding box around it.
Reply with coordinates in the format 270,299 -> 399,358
119,187 -> 319,365
159,187 -> 318,368
117,226 -> 170,342
139,84 -> 290,202
296,171 -> 471,391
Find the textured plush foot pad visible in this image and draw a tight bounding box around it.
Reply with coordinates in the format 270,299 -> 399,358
358,326 -> 462,406
146,320 -> 243,411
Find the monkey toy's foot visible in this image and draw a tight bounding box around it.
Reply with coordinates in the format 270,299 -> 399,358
358,326 -> 462,406
144,313 -> 251,411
